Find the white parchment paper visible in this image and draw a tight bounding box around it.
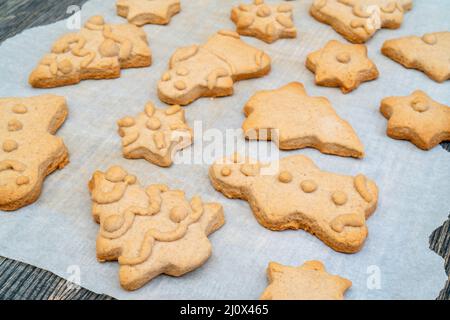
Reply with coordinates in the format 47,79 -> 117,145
0,0 -> 449,299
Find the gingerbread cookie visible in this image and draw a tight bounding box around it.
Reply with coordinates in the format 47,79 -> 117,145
0,95 -> 69,211
306,40 -> 379,93
231,0 -> 296,44
382,31 -> 450,83
89,166 -> 225,290
117,0 -> 181,26
158,30 -> 271,106
242,82 -> 364,158
380,90 -> 450,150
118,102 -> 192,167
310,0 -> 413,43
260,260 -> 352,300
209,154 -> 378,253
29,16 -> 152,88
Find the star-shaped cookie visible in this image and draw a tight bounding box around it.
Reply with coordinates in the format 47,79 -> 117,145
242,82 -> 364,158
310,0 -> 413,43
231,0 -> 296,44
380,90 -> 450,150
306,40 -> 379,93
89,166 -> 225,290
260,261 -> 352,300
382,31 -> 450,83
117,102 -> 192,167
117,0 -> 181,26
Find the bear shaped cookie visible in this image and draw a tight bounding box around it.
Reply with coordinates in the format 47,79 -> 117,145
209,154 -> 378,253
157,30 -> 271,106
117,102 -> 192,167
0,95 -> 69,211
29,16 -> 152,88
89,166 -> 225,290
117,0 -> 181,26
242,82 -> 364,158
260,260 -> 352,300
310,0 -> 413,43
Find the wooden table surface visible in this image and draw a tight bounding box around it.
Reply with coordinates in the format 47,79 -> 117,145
0,0 -> 448,300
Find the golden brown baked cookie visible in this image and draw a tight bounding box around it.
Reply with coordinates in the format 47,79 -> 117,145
89,166 -> 225,290
209,154 -> 378,253
231,0 -> 296,44
0,95 -> 69,211
117,102 -> 192,167
242,82 -> 364,158
260,260 -> 352,300
310,0 -> 413,43
117,0 -> 181,26
29,15 -> 152,88
380,90 -> 450,150
157,30 -> 271,106
306,40 -> 379,93
382,31 -> 450,83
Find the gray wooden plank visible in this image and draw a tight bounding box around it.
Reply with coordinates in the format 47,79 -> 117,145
0,0 -> 448,300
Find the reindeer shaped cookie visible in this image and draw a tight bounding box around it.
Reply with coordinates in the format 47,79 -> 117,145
310,0 -> 413,43
157,30 -> 271,106
209,154 -> 378,253
0,95 -> 69,211
89,166 -> 225,290
29,15 -> 152,88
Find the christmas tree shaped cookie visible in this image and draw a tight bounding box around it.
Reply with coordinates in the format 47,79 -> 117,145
158,30 -> 271,106
261,261 -> 352,300
242,82 -> 364,158
310,0 -> 413,43
209,154 -> 378,253
117,0 -> 181,26
89,166 -> 225,290
29,15 -> 152,88
117,102 -> 192,167
0,95 -> 69,211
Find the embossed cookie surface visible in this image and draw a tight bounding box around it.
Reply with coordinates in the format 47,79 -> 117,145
158,30 -> 271,106
0,95 -> 69,211
231,0 -> 296,44
242,82 -> 364,158
118,102 -> 192,167
382,31 -> 450,83
310,0 -> 413,43
117,0 -> 181,26
29,15 -> 152,88
89,166 -> 225,290
380,90 -> 450,150
261,261 -> 352,300
306,40 -> 379,93
209,154 -> 378,253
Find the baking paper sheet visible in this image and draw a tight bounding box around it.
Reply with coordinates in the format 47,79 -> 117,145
0,0 -> 449,299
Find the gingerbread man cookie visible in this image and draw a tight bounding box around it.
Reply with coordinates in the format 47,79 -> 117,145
231,0 -> 296,44
382,31 -> 450,83
260,260 -> 352,300
310,0 -> 413,43
209,154 -> 378,253
242,82 -> 364,158
158,30 -> 271,106
29,16 -> 152,88
380,90 -> 450,150
0,95 -> 69,211
117,0 -> 181,26
306,40 -> 379,93
89,166 -> 225,290
118,102 -> 192,167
